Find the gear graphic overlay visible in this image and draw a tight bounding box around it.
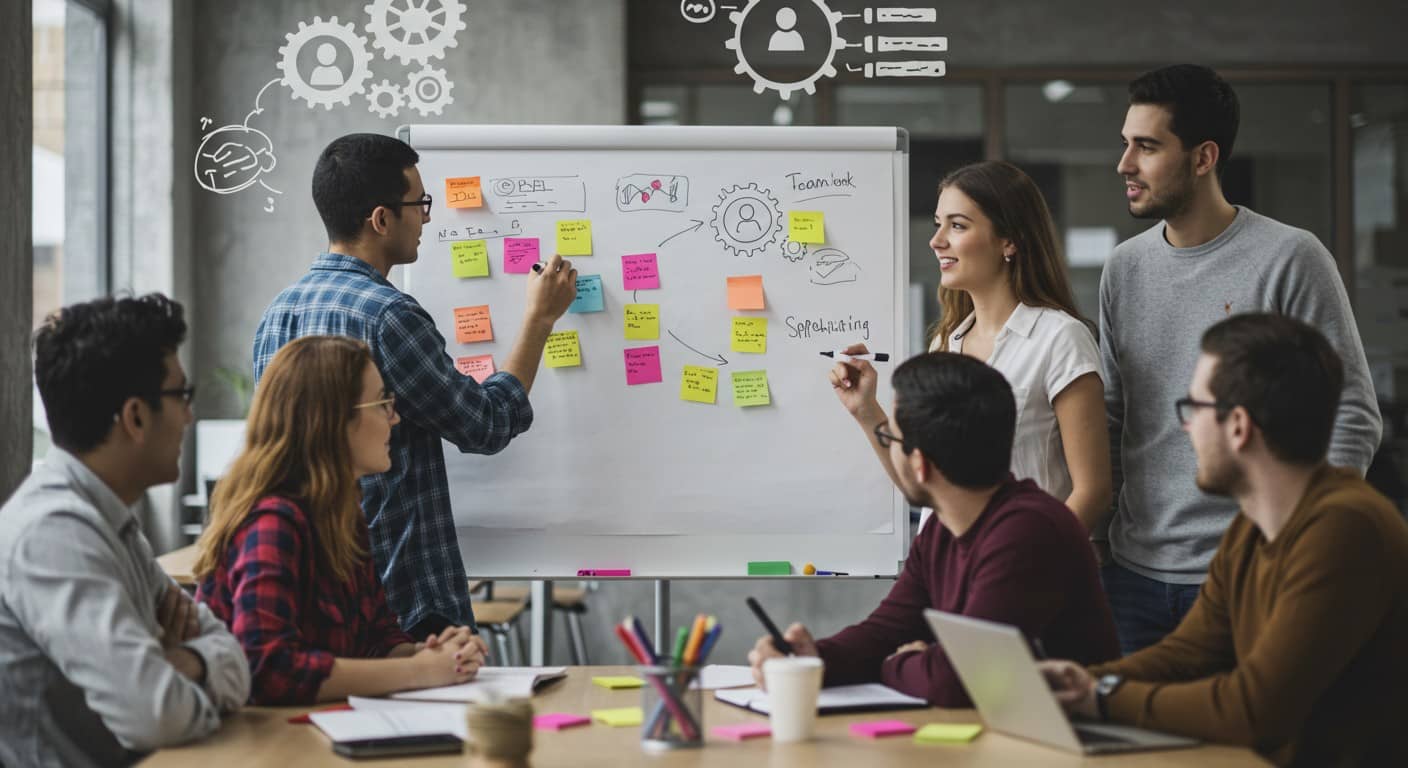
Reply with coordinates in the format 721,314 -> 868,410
364,0 -> 467,65
405,64 -> 454,117
725,0 -> 845,100
711,183 -> 782,258
277,16 -> 373,110
366,79 -> 405,118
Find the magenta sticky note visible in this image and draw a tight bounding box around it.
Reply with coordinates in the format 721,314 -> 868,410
621,253 -> 660,290
624,346 -> 663,385
534,713 -> 591,731
850,720 -> 917,738
712,723 -> 772,741
504,238 -> 540,274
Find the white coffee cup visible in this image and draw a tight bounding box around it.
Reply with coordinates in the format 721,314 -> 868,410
762,656 -> 824,742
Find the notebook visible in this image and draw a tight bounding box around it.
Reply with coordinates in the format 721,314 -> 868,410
390,666 -> 568,703
714,683 -> 927,715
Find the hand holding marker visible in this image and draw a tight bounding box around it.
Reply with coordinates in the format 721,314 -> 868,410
820,350 -> 889,362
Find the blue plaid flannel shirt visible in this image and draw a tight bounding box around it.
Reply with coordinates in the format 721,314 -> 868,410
253,253 -> 533,632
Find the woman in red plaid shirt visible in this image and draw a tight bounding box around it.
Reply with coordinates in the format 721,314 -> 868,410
193,336 -> 487,704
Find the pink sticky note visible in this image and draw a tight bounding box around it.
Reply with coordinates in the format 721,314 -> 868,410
622,253 -> 660,290
503,237 -> 539,274
712,723 -> 772,741
534,713 -> 591,731
454,355 -> 495,383
624,346 -> 663,386
850,720 -> 917,739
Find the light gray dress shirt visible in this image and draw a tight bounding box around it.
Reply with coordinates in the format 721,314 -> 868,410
0,449 -> 250,767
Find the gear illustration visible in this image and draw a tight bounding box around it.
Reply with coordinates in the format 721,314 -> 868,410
366,79 -> 405,118
710,183 -> 782,258
404,64 -> 454,117
364,0 -> 467,65
725,0 -> 845,100
277,16 -> 373,111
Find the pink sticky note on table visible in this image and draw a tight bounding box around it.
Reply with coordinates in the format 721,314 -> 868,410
850,720 -> 918,738
503,238 -> 540,273
712,723 -> 772,741
622,253 -> 660,290
534,713 -> 591,731
624,346 -> 663,385
455,354 -> 495,383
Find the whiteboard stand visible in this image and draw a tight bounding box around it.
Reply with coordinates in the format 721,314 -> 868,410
654,580 -> 670,658
530,580 -> 552,666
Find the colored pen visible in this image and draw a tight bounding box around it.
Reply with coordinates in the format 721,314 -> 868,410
696,623 -> 724,665
578,569 -> 631,577
745,596 -> 794,655
682,613 -> 708,666
629,615 -> 659,664
820,350 -> 890,362
802,562 -> 849,576
670,626 -> 689,664
531,260 -> 565,274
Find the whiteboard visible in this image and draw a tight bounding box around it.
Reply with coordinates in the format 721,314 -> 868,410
399,125 -> 909,578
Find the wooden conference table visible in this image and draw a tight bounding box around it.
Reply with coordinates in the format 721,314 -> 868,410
140,665 -> 1269,767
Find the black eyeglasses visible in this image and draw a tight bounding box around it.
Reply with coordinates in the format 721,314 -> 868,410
159,385 -> 197,406
1174,396 -> 1230,425
873,421 -> 913,454
378,193 -> 432,217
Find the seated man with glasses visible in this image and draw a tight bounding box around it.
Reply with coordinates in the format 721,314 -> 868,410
1040,314 -> 1408,767
0,295 -> 249,767
747,351 -> 1119,705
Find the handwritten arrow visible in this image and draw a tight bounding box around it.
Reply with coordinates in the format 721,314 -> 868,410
658,219 -> 705,248
668,330 -> 728,366
244,78 -> 282,128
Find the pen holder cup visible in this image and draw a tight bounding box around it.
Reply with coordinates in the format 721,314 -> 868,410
638,665 -> 704,751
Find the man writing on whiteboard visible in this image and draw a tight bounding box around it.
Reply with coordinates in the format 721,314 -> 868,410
748,350 -> 1120,705
253,133 -> 578,639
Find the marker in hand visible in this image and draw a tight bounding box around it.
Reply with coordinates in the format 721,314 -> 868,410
745,596 -> 794,656
820,350 -> 890,362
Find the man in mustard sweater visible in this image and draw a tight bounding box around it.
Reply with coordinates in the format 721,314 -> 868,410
1041,313 -> 1408,767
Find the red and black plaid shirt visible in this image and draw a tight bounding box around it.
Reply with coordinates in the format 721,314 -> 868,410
196,495 -> 414,705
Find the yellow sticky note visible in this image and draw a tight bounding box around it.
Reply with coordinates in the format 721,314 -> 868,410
731,370 -> 771,407
680,365 -> 718,404
556,219 -> 593,256
789,210 -> 825,243
453,305 -> 493,344
446,176 -> 483,208
451,240 -> 490,278
726,275 -> 765,310
731,317 -> 767,354
544,330 -> 582,368
914,723 -> 984,744
591,676 -> 644,690
624,304 -> 660,340
592,707 -> 644,727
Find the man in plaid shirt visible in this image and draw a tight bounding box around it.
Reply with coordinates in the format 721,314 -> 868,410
254,133 -> 578,638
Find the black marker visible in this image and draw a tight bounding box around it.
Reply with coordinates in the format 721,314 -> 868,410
745,596 -> 794,655
820,350 -> 889,362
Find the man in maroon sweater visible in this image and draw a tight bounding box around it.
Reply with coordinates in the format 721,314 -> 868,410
748,351 -> 1120,706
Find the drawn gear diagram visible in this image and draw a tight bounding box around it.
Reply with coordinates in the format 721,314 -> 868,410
711,183 -> 783,258
725,0 -> 845,100
278,16 -> 374,110
405,65 -> 454,117
364,0 -> 467,65
366,79 -> 405,118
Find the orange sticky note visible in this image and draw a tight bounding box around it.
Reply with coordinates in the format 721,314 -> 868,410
727,275 -> 765,310
455,354 -> 496,383
453,305 -> 493,344
447,176 -> 483,208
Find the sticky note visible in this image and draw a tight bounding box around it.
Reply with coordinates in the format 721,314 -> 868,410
914,723 -> 984,744
731,317 -> 767,354
624,346 -> 663,386
534,713 -> 590,731
850,720 -> 917,738
451,240 -> 490,278
621,253 -> 660,290
789,211 -> 825,243
726,275 -> 765,310
557,219 -> 592,256
446,176 -> 483,208
732,370 -> 770,407
591,707 -> 643,727
453,305 -> 493,344
712,723 -> 771,741
569,275 -> 604,313
592,676 -> 644,690
544,330 -> 582,368
680,365 -> 718,404
455,354 -> 495,383
624,304 -> 660,340
503,237 -> 539,273
747,561 -> 791,575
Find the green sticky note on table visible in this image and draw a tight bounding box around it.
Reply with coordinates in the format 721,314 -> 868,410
592,707 -> 644,727
557,219 -> 593,256
592,676 -> 644,690
451,240 -> 490,278
732,370 -> 770,407
730,317 -> 767,354
914,723 -> 984,744
788,211 -> 825,244
680,364 -> 718,404
747,561 -> 792,575
624,304 -> 660,340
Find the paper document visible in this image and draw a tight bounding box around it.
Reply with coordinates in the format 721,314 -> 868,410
714,683 -> 927,714
690,664 -> 757,690
310,705 -> 469,742
391,666 -> 568,703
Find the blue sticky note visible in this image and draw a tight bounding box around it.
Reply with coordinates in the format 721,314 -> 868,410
569,274 -> 605,313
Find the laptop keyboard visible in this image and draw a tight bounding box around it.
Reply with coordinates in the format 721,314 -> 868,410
1074,726 -> 1135,745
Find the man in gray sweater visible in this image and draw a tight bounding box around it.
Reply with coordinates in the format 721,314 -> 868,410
1101,64 -> 1382,654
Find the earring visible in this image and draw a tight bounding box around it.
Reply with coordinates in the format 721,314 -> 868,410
1004,255 -> 1012,263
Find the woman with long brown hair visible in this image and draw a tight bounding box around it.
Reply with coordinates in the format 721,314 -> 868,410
830,161 -> 1110,531
193,336 -> 485,704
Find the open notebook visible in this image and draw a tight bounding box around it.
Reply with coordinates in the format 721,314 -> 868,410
390,666 -> 568,703
715,683 -> 927,715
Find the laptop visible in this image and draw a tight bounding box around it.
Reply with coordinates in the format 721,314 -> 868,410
924,609 -> 1200,755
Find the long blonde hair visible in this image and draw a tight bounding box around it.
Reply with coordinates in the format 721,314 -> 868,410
928,161 -> 1085,350
194,336 -> 373,584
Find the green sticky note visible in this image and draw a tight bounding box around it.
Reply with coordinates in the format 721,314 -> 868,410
730,317 -> 767,354
747,561 -> 792,575
680,364 -> 718,404
788,211 -> 824,244
592,707 -> 644,727
913,723 -> 984,744
624,303 -> 660,340
451,240 -> 490,278
557,219 -> 593,256
732,370 -> 770,407
592,676 -> 644,690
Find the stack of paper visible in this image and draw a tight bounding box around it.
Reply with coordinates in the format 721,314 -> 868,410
714,683 -> 927,714
391,666 -> 568,703
311,699 -> 470,742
